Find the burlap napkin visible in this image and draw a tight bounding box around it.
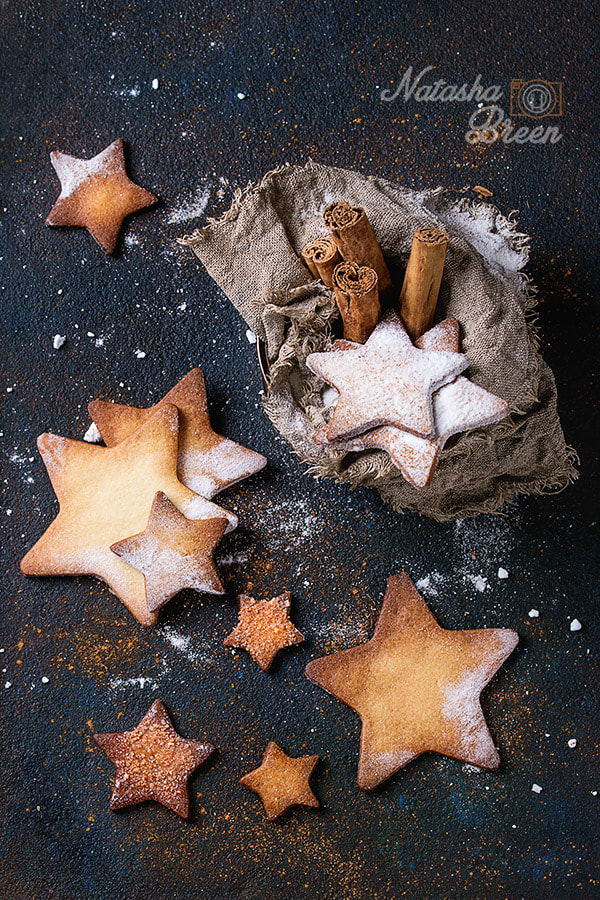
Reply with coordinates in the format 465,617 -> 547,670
179,160 -> 577,520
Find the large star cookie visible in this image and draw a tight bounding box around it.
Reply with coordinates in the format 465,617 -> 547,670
307,310 -> 468,441
89,368 -> 266,500
333,319 -> 509,487
20,404 -> 236,625
45,138 -> 157,254
111,491 -> 227,613
305,573 -> 518,790
224,591 -> 304,671
94,700 -> 214,818
240,741 -> 320,820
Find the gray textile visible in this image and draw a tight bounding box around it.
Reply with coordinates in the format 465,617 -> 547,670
179,160 -> 577,520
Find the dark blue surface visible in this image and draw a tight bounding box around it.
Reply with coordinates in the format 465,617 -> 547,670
1,2 -> 599,898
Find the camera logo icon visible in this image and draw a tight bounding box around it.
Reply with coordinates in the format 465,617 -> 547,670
510,80 -> 563,117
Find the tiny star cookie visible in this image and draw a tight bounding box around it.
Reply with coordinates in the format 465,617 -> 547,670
224,591 -> 304,671
307,310 -> 468,441
111,491 -> 228,613
305,573 -> 518,790
89,368 -> 266,500
323,319 -> 509,488
240,741 -> 320,821
45,138 -> 157,254
94,700 -> 214,818
20,404 -> 236,626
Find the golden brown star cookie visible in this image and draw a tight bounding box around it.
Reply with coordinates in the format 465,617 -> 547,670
240,741 -> 320,821
94,700 -> 214,818
20,404 -> 236,625
305,573 -> 518,790
322,319 -> 508,488
224,591 -> 304,671
45,138 -> 157,254
110,491 -> 227,613
307,310 -> 468,441
89,368 -> 266,500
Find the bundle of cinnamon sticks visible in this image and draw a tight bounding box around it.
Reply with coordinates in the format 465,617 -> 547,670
302,200 -> 450,344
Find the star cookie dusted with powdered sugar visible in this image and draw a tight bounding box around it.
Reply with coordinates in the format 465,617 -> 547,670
94,700 -> 214,818
305,573 -> 518,790
240,741 -> 320,821
111,491 -> 228,613
45,138 -> 157,253
307,310 -> 468,442
20,404 -> 236,625
89,368 -> 266,500
332,319 -> 509,487
224,591 -> 304,671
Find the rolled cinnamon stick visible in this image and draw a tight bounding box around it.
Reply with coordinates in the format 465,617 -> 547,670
398,227 -> 449,341
301,237 -> 342,287
332,261 -> 381,343
324,201 -> 393,300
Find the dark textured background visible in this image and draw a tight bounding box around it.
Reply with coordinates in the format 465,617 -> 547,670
1,2 -> 599,898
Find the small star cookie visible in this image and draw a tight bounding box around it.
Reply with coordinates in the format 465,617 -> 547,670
46,138 -> 157,254
224,591 -> 304,671
307,310 -> 468,441
89,368 -> 266,500
111,491 -> 228,613
240,741 -> 320,821
20,404 -> 236,625
305,573 -> 518,790
94,700 -> 214,818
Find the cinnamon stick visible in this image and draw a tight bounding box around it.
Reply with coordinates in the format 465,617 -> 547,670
332,261 -> 381,343
398,227 -> 449,341
323,201 -> 393,300
301,236 -> 342,287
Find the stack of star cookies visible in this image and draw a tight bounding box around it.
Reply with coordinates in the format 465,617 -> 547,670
307,311 -> 509,489
20,369 -> 266,625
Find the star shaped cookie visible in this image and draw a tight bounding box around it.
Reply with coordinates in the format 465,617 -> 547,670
322,319 -> 509,488
110,491 -> 227,613
94,700 -> 214,818
45,138 -> 157,253
89,368 -> 266,500
20,404 -> 236,625
224,591 -> 304,671
305,573 -> 518,790
240,741 -> 320,820
307,311 -> 468,441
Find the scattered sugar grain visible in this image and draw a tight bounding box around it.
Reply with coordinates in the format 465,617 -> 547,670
135,349 -> 146,359
41,676 -> 49,684
570,618 -> 582,632
497,567 -> 509,579
83,423 -> 102,443
4,682 -> 11,689
237,91 -> 246,99
531,783 -> 543,794
53,334 -> 66,350
567,739 -> 577,748
246,329 -> 256,343
528,608 -> 539,618
152,78 -> 159,89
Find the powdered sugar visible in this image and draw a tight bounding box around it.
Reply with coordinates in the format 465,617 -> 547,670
167,182 -> 214,224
